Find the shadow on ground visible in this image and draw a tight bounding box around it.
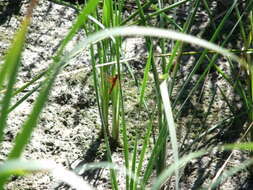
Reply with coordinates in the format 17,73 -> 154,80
0,0 -> 23,25
168,1 -> 253,189
54,132 -> 118,190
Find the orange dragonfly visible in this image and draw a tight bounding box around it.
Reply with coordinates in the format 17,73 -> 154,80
108,74 -> 118,94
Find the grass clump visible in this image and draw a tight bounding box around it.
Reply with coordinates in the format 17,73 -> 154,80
0,0 -> 253,189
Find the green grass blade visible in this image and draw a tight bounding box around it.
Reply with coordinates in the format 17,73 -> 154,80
144,0 -> 190,22
172,0 -> 238,107
0,0 -> 100,187
129,136 -> 138,189
12,69 -> 47,97
7,62 -> 61,160
102,0 -> 113,27
223,142 -> 253,151
55,0 -> 100,57
135,0 -> 147,25
115,39 -> 130,190
7,0 -> 99,160
121,1 -> 155,25
111,79 -> 120,142
8,83 -> 42,113
89,44 -> 106,132
235,6 -> 247,43
133,107 -> 155,190
151,151 -> 205,190
65,26 -> 242,66
0,0 -> 36,145
160,78 -> 179,190
217,85 -> 236,115
166,0 -> 201,74
139,46 -> 152,106
141,123 -> 168,187
103,123 -> 119,190
174,2 -> 250,118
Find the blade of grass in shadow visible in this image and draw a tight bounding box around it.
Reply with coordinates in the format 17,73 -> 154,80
180,115 -> 239,155
194,85 -> 217,150
166,0 -> 201,72
121,0 -> 155,25
12,69 -> 47,97
211,125 -> 253,190
209,159 -> 253,190
217,85 -> 236,115
172,0 -> 238,109
0,0 -> 38,145
235,5 -> 247,46
202,0 -> 216,29
167,0 -> 201,96
132,105 -> 155,190
133,0 -> 190,25
141,122 -> 168,188
157,0 -> 167,72
173,0 -> 248,119
0,159 -> 93,190
160,78 -> 179,190
151,151 -> 205,190
1,70 -> 48,114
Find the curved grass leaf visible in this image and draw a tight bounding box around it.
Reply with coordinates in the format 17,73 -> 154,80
64,26 -> 243,67
0,159 -> 93,190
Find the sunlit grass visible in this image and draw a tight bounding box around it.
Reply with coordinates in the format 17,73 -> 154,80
1,0 -> 253,189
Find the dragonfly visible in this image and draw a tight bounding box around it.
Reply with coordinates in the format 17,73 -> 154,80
108,74 -> 118,94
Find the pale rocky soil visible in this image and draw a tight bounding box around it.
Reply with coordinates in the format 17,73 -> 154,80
0,0 -> 253,189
